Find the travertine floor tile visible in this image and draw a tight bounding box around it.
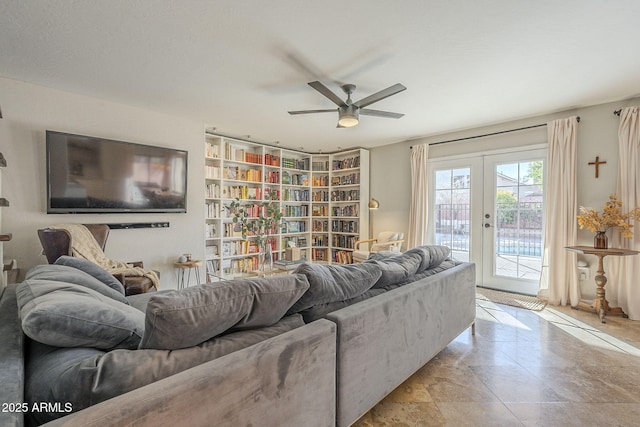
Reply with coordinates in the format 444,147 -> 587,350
356,296 -> 640,425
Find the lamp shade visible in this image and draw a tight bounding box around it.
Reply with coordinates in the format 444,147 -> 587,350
368,198 -> 380,209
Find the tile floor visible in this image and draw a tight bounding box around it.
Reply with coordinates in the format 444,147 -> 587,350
353,296 -> 640,426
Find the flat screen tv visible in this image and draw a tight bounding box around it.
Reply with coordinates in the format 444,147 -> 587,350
46,131 -> 188,213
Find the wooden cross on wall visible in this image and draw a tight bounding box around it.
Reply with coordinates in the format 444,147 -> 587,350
588,156 -> 607,178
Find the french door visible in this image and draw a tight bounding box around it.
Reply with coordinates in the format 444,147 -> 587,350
429,148 -> 546,295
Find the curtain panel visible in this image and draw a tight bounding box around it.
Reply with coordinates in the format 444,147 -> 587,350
407,144 -> 429,248
538,116 -> 579,305
608,106 -> 640,319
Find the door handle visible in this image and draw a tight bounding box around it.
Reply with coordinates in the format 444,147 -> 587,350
484,223 -> 492,228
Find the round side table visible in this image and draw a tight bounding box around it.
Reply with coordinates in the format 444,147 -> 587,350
174,260 -> 203,289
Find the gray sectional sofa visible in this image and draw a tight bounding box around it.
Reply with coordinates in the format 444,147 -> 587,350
0,246 -> 475,427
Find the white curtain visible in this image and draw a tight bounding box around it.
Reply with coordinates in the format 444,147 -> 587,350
607,106 -> 640,319
407,144 -> 429,248
538,116 -> 580,305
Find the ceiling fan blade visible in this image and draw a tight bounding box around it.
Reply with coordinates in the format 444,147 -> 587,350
308,81 -> 347,107
353,83 -> 406,108
288,109 -> 336,115
360,109 -> 404,119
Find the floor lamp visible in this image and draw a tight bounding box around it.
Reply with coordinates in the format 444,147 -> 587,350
368,198 -> 379,239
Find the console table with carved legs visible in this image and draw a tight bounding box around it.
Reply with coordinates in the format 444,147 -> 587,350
565,246 -> 639,323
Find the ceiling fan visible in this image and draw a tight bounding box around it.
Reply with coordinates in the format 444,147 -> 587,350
288,81 -> 406,128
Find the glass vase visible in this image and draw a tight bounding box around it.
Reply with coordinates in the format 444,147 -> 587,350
594,231 -> 608,249
259,243 -> 273,273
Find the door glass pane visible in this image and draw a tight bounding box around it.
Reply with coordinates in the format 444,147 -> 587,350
434,168 -> 471,262
494,161 -> 543,280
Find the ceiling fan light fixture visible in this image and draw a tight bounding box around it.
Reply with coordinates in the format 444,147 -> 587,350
338,105 -> 359,128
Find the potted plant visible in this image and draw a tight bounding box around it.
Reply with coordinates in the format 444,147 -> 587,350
226,192 -> 283,271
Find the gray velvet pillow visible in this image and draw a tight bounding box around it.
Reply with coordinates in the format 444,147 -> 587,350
16,279 -> 144,350
54,256 -> 126,295
27,264 -> 128,305
367,251 -> 422,288
139,274 -> 309,350
288,262 -> 382,313
419,245 -> 451,269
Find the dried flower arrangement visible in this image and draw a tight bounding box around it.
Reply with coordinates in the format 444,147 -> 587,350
577,194 -> 640,239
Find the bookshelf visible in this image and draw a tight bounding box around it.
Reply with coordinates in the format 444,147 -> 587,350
204,131 -> 369,280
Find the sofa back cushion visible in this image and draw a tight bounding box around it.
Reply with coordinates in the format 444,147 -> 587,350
139,274 -> 309,350
54,255 -> 126,295
366,251 -> 423,288
16,279 -> 144,350
26,263 -> 128,305
288,262 -> 382,313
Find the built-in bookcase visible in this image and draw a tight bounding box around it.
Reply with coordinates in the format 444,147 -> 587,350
204,131 -> 369,280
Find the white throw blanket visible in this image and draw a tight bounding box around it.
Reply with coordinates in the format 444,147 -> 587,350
53,224 -> 160,289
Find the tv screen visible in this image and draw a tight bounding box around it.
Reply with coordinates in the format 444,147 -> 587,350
46,131 -> 188,213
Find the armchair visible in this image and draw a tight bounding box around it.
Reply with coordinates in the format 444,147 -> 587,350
353,231 -> 404,263
37,224 -> 157,296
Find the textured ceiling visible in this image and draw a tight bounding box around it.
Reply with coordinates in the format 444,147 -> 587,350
1,0 -> 639,152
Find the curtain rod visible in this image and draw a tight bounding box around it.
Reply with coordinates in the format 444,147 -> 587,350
410,116 -> 580,148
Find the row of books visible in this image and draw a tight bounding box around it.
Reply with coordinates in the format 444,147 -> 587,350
265,170 -> 280,183
205,183 -> 220,199
205,202 -> 221,219
332,220 -> 359,233
312,175 -> 329,187
333,250 -> 354,264
283,188 -> 309,202
312,219 -> 329,232
331,189 -> 359,201
312,248 -> 329,261
312,234 -> 328,246
225,145 -> 263,165
282,157 -> 310,171
332,235 -> 357,250
222,240 -> 260,256
205,142 -> 220,158
312,160 -> 329,171
222,185 -> 262,200
205,223 -> 218,239
206,165 -> 221,179
312,205 -> 329,217
264,153 -> 281,166
283,220 -> 307,233
205,245 -> 219,257
282,171 -> 309,186
331,173 -> 360,186
332,156 -> 360,170
331,204 -> 360,217
283,235 -> 307,248
224,166 -> 262,182
283,205 -> 309,217
312,190 -> 330,202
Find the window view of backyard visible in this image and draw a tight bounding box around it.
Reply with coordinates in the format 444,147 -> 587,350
434,168 -> 471,262
494,160 -> 543,280
434,160 -> 544,282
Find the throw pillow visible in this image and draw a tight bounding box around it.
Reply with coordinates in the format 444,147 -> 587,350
26,264 -> 128,305
139,274 -> 309,350
288,262 -> 382,313
16,279 -> 144,350
54,256 -> 126,295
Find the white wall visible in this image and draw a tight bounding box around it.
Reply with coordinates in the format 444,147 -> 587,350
371,97 -> 640,298
0,77 -> 205,287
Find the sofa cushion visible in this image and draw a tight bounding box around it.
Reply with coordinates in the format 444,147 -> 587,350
139,274 -> 309,350
415,245 -> 451,270
288,262 -> 382,313
54,255 -> 126,295
367,251 -> 423,288
26,263 -> 128,305
24,315 -> 304,425
16,279 -> 144,350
